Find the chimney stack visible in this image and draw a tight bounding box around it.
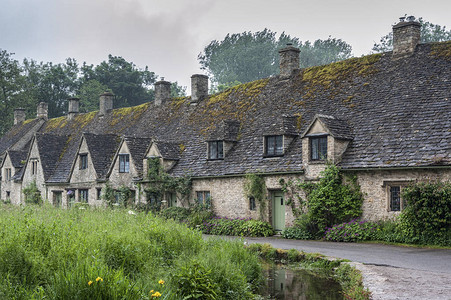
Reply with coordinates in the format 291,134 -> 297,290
99,92 -> 114,116
37,102 -> 48,120
67,97 -> 80,120
191,74 -> 209,103
392,16 -> 421,58
154,79 -> 171,106
279,43 -> 300,77
14,108 -> 26,125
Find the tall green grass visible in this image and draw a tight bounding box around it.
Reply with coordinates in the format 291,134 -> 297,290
0,204 -> 263,299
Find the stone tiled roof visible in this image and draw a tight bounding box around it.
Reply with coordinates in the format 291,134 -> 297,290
124,136 -> 152,177
154,141 -> 182,160
35,134 -> 70,181
0,41 -> 449,181
84,133 -> 122,180
8,150 -> 28,168
0,119 -> 44,154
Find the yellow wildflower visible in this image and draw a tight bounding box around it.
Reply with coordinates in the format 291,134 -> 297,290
149,290 -> 154,294
151,291 -> 162,297
88,281 -> 93,286
158,279 -> 165,285
96,277 -> 103,282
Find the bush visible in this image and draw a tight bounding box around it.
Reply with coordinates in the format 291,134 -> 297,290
324,219 -> 379,242
172,261 -> 219,300
399,182 -> 451,246
305,165 -> 364,235
200,217 -> 274,237
159,206 -> 190,222
282,226 -> 312,240
22,181 -> 42,205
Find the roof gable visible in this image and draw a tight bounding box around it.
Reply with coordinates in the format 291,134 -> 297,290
302,114 -> 353,140
83,133 -> 121,180
35,134 -> 70,181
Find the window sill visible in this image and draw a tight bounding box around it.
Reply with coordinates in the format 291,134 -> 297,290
207,158 -> 224,161
308,160 -> 327,164
263,154 -> 284,158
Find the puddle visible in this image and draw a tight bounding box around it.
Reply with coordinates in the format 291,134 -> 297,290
259,264 -> 343,300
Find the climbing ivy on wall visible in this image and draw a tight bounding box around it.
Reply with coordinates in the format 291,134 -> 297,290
243,173 -> 267,219
23,180 -> 42,205
145,158 -> 192,207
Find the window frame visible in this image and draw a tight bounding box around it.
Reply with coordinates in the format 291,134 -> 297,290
5,168 -> 11,181
208,141 -> 224,160
31,159 -> 38,175
79,153 -> 88,170
196,191 -> 211,207
119,154 -> 130,173
310,135 -> 328,161
384,181 -> 411,212
79,189 -> 89,203
264,135 -> 284,157
249,196 -> 256,211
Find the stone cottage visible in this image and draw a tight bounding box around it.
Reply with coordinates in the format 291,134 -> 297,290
0,17 -> 450,230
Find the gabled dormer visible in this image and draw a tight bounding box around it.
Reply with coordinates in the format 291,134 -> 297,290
301,114 -> 353,166
144,141 -> 183,177
263,115 -> 298,157
108,137 -> 152,183
207,120 -> 240,160
69,133 -> 121,183
0,149 -> 27,203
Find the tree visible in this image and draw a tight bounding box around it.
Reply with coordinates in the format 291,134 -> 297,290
372,17 -> 451,52
77,79 -> 110,113
198,29 -> 352,86
81,55 -> 157,108
0,50 -> 27,135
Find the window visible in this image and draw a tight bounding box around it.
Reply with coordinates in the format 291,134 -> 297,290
5,168 -> 11,181
6,191 -> 10,198
31,160 -> 38,175
79,154 -> 88,170
208,141 -> 224,160
53,191 -> 62,207
79,189 -> 89,203
146,191 -> 161,209
119,154 -> 130,173
249,196 -> 256,211
389,186 -> 401,211
196,191 -> 211,206
310,136 -> 328,161
265,135 -> 283,157
97,188 -> 102,200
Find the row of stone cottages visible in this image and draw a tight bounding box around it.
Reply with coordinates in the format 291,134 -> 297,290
0,17 -> 450,230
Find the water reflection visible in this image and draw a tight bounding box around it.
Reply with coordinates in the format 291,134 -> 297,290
260,264 -> 343,300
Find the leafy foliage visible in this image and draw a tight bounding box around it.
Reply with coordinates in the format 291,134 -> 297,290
372,16 -> 451,52
199,28 -> 352,85
172,261 -> 219,299
324,219 -> 379,242
200,217 -> 274,237
303,165 -> 363,235
22,181 -> 42,205
399,182 -> 451,246
159,206 -> 191,222
243,173 -> 267,219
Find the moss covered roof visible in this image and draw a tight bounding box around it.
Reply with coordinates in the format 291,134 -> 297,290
0,41 -> 450,182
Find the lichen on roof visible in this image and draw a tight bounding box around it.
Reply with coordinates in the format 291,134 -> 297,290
430,40 -> 451,60
43,116 -> 67,132
110,102 -> 151,126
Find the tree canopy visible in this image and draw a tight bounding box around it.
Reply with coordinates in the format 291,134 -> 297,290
0,50 -> 186,135
372,17 -> 451,53
198,28 -> 352,87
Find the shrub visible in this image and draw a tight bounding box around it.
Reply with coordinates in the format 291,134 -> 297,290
159,206 -> 190,222
172,261 -> 219,300
399,182 -> 451,246
22,181 -> 42,205
324,219 -> 379,242
200,217 -> 274,237
305,165 -> 364,235
282,226 -> 312,240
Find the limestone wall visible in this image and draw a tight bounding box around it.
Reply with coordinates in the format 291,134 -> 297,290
355,168 -> 451,220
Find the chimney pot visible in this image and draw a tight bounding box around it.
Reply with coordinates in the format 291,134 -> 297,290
14,108 -> 26,125
99,92 -> 114,116
191,74 -> 208,103
37,102 -> 48,120
278,44 -> 300,77
154,80 -> 171,106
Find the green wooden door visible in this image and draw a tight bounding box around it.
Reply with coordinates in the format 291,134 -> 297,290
272,191 -> 285,231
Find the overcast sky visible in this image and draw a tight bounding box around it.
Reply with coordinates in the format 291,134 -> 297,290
1,0 -> 450,92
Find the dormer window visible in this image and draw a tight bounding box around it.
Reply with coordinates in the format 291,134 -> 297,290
265,135 -> 283,157
208,141 -> 224,160
310,136 -> 327,161
119,154 -> 130,173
